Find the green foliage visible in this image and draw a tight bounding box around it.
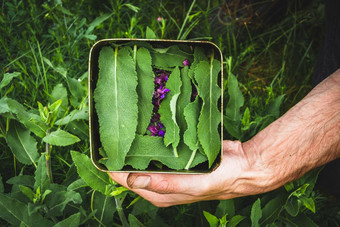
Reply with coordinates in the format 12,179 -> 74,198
0,0 -> 336,226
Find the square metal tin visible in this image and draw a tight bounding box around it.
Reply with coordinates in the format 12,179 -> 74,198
89,38 -> 223,174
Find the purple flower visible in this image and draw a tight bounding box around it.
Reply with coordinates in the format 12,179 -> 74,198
158,130 -> 165,137
183,59 -> 190,66
157,17 -> 162,22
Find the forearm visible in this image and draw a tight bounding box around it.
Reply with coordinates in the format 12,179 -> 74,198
242,69 -> 340,192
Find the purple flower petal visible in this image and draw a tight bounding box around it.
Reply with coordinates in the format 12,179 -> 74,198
158,130 -> 165,137
183,59 -> 190,66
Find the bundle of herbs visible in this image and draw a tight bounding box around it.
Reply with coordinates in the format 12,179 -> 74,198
93,41 -> 222,171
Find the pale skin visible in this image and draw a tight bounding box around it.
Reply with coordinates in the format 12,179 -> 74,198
110,69 -> 340,207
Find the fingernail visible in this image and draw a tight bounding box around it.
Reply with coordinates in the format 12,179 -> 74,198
129,175 -> 151,189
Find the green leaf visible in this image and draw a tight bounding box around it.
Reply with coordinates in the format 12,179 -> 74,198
216,199 -> 235,218
128,214 -> 145,227
227,215 -> 246,227
0,97 -> 11,114
135,47 -> 155,134
86,13 -> 112,35
0,72 -> 20,90
6,121 -> 39,166
250,198 -> 262,227
50,83 -> 68,114
94,46 -> 138,170
177,66 -> 192,136
43,129 -> 80,146
188,47 -> 208,83
71,151 -> 110,195
146,26 -> 158,39
151,45 -> 192,69
224,73 -> 244,139
67,76 -> 85,107
93,193 -> 116,226
183,97 -> 200,151
52,212 -> 81,227
203,210 -> 219,227
285,197 -> 300,217
159,67 -> 182,156
195,59 -> 221,167
265,95 -> 284,118
34,154 -> 49,192
126,135 -> 207,170
6,98 -> 48,138
19,185 -> 35,201
45,189 -> 82,217
0,193 -> 53,226
55,107 -> 89,125
260,192 -> 287,226
67,178 -> 87,191
298,195 -> 315,213
7,175 -> 34,188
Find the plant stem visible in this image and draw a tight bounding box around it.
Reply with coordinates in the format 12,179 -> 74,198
185,149 -> 197,170
45,129 -> 53,183
173,146 -> 178,157
114,197 -> 129,227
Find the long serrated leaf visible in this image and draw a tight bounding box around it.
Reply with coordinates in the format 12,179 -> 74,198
183,97 -> 200,151
135,47 -> 154,134
224,73 -> 244,139
94,46 -> 138,170
71,151 -> 110,195
6,121 -> 39,166
43,129 -> 80,146
188,47 -> 208,83
125,135 -> 207,170
159,67 -> 182,156
177,67 -> 192,135
195,59 -> 221,167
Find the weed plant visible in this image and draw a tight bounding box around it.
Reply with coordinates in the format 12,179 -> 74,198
0,0 -> 339,226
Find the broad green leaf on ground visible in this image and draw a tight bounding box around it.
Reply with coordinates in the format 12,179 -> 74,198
53,212 -> 81,227
94,46 -> 138,170
159,67 -> 182,156
177,66 -> 192,136
0,72 -> 20,90
6,121 -> 39,166
5,98 -> 48,137
195,59 -> 221,167
135,47 -> 155,134
251,198 -> 262,227
34,154 -> 49,192
0,193 -> 53,226
55,107 -> 89,125
151,45 -> 192,69
125,135 -> 207,170
43,129 -> 80,146
71,151 -> 110,195
224,73 -> 244,139
203,211 -> 219,227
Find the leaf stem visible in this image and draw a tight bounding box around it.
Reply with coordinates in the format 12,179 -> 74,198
45,129 -> 53,183
115,197 -> 129,227
173,146 -> 178,157
185,149 -> 197,170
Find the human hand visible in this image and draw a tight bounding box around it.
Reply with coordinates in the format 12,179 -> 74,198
109,140 -> 270,207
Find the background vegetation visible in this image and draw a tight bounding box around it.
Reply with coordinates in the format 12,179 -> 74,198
0,0 -> 339,226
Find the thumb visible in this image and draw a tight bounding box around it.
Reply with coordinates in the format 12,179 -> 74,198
126,173 -> 203,194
